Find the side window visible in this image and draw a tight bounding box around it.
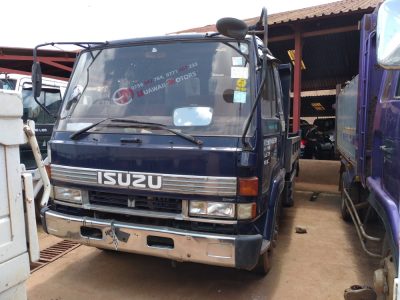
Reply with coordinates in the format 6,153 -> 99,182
396,74 -> 400,98
261,64 -> 279,135
273,65 -> 286,132
22,88 -> 62,123
0,79 -> 17,90
273,65 -> 284,115
261,64 -> 277,119
44,89 -> 63,116
382,71 -> 395,101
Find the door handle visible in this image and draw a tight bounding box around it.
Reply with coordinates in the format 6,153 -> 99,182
380,145 -> 394,154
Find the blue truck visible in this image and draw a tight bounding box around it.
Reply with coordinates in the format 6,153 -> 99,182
34,10 -> 300,274
336,0 -> 400,298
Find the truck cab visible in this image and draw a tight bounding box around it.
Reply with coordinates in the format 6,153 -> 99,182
0,74 -> 67,168
0,73 -> 67,201
37,15 -> 299,273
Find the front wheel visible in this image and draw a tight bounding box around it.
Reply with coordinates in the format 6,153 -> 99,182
252,248 -> 272,275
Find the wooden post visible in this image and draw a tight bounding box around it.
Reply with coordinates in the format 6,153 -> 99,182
293,28 -> 303,133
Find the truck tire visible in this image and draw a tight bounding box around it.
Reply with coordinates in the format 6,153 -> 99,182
252,248 -> 272,275
374,234 -> 395,300
253,231 -> 277,275
282,180 -> 295,207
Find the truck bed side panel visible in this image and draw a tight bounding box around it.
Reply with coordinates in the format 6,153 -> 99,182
337,76 -> 358,167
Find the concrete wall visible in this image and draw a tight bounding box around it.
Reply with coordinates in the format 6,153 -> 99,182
296,159 -> 341,193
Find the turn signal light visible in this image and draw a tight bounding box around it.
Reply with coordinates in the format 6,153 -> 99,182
238,177 -> 259,196
237,203 -> 257,219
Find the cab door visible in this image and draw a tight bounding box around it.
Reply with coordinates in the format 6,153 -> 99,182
260,62 -> 281,197
260,61 -> 284,241
381,71 -> 400,201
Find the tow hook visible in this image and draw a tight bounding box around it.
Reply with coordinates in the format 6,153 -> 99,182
343,285 -> 377,300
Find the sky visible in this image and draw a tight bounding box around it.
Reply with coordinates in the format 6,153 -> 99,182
3,0 -> 339,48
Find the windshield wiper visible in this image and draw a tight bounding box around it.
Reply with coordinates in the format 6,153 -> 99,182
70,117 -> 111,140
111,119 -> 203,146
70,118 -> 203,146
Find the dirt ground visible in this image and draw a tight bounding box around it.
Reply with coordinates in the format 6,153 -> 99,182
27,188 -> 380,300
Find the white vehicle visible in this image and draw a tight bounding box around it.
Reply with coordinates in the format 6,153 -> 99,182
0,91 -> 41,300
0,73 -> 67,207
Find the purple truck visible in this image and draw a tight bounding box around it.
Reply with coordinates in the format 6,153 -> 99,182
336,0 -> 400,298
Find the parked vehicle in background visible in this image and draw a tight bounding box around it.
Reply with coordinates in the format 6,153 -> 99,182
32,9 -> 300,275
289,118 -> 309,133
299,122 -> 313,158
336,1 -> 400,298
301,118 -> 335,160
0,73 -> 67,210
313,117 -> 335,144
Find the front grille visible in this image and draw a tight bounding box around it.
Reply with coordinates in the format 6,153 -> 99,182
89,191 -> 182,214
51,164 -> 237,196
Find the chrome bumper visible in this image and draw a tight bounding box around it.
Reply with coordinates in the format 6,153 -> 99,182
42,209 -> 263,270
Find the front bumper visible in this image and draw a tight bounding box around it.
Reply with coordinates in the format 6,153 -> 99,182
42,209 -> 263,270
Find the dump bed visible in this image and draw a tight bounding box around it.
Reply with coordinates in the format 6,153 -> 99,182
336,76 -> 358,167
285,134 -> 300,172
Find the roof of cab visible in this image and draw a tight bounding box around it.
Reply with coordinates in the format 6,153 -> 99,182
95,33 -> 253,48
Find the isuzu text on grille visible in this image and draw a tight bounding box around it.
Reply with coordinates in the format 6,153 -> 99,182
97,172 -> 162,189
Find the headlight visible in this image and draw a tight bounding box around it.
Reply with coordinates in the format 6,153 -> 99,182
189,201 -> 235,218
53,186 -> 82,204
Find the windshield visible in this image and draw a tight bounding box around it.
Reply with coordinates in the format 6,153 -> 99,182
22,88 -> 63,123
56,41 -> 253,136
0,78 -> 17,90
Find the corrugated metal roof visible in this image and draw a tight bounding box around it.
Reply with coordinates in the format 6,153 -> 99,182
177,0 -> 382,33
246,0 -> 382,25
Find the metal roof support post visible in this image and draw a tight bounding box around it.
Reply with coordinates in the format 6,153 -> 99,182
293,27 -> 303,133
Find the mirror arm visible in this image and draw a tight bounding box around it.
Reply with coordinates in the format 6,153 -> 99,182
251,34 -> 261,66
262,7 -> 268,48
242,7 -> 269,150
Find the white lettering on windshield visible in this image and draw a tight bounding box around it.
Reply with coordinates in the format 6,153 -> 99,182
112,62 -> 199,100
133,62 -> 198,98
140,71 -> 197,97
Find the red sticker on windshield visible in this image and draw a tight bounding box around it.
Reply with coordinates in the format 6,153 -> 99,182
112,88 -> 134,105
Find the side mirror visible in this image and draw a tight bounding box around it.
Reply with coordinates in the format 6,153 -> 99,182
216,17 -> 248,40
377,0 -> 400,69
32,62 -> 42,98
